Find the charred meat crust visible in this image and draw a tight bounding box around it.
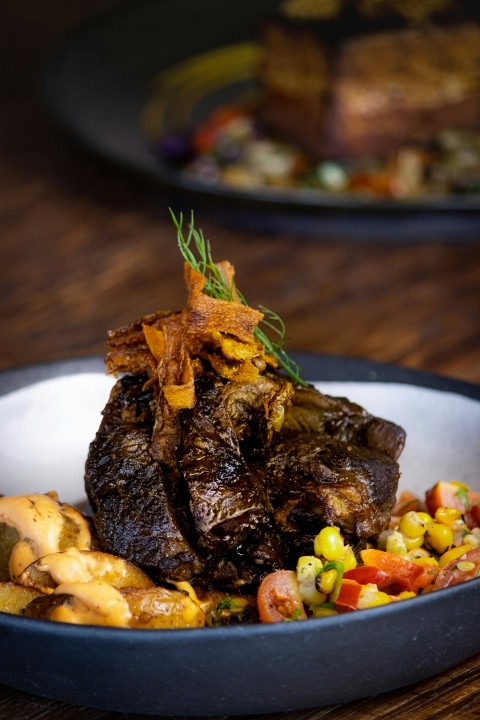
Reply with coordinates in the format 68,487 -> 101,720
85,369 -> 405,590
283,385 -> 406,461
85,376 -> 204,581
178,373 -> 267,551
265,434 -> 401,539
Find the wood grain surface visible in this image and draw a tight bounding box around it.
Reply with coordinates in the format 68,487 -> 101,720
0,2 -> 479,718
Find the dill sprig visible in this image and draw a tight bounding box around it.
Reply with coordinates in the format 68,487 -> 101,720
170,209 -> 306,386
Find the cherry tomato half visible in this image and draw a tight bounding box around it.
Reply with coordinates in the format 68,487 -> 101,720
257,570 -> 307,623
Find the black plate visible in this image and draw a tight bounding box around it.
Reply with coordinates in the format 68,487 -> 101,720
42,0 -> 480,240
0,355 -> 480,715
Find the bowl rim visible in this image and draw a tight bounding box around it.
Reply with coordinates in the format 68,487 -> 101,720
1,352 -> 479,638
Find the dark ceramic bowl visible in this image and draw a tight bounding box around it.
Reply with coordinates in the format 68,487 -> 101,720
0,354 -> 479,715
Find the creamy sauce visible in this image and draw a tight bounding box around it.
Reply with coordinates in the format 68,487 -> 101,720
52,580 -> 132,627
0,493 -> 92,580
35,548 -> 129,587
36,548 -> 96,585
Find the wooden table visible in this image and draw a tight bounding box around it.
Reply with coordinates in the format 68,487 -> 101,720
1,2 -> 479,718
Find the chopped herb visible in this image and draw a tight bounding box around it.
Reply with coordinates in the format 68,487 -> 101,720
170,209 -> 306,386
319,561 -> 344,575
216,595 -> 234,612
283,607 -> 304,622
316,560 -> 344,602
455,486 -> 470,507
207,594 -> 257,626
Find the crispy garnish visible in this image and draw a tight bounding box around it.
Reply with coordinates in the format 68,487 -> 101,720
103,212 -> 304,463
173,211 -> 305,386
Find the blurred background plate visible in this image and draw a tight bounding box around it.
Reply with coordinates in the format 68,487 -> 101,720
42,0 -> 480,239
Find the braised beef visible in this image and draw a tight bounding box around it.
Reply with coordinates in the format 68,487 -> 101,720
85,366 -> 405,590
178,373 -> 267,552
283,385 -> 405,461
265,434 -> 401,539
85,376 -> 204,581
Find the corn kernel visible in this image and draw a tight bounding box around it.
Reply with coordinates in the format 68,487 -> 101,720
408,547 -> 431,559
399,511 -> 428,539
463,533 -> 480,548
451,520 -> 469,545
413,556 -> 439,568
386,530 -> 408,557
296,556 -> 325,606
358,584 -> 391,609
451,518 -> 468,533
434,507 -> 463,525
397,591 -> 416,600
310,605 -> 338,618
314,526 -> 345,562
438,544 -> 470,568
403,534 -> 424,551
342,545 -> 357,571
426,523 -> 453,555
416,511 -> 434,525
316,568 -> 338,595
297,555 -> 323,575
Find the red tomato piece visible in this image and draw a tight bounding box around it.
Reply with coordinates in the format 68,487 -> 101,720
410,563 -> 439,593
343,566 -> 390,589
426,481 -> 480,529
334,579 -> 363,610
257,570 -> 307,623
469,503 -> 480,528
426,481 -> 466,514
465,496 -> 480,529
433,547 -> 480,590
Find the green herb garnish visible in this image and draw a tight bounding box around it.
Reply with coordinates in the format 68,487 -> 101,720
316,560 -> 344,602
216,595 -> 234,612
170,209 -> 306,386
455,486 -> 470,508
282,607 -> 304,622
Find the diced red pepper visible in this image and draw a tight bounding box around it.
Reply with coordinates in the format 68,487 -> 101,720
343,565 -> 390,589
334,579 -> 363,610
360,549 -> 427,592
